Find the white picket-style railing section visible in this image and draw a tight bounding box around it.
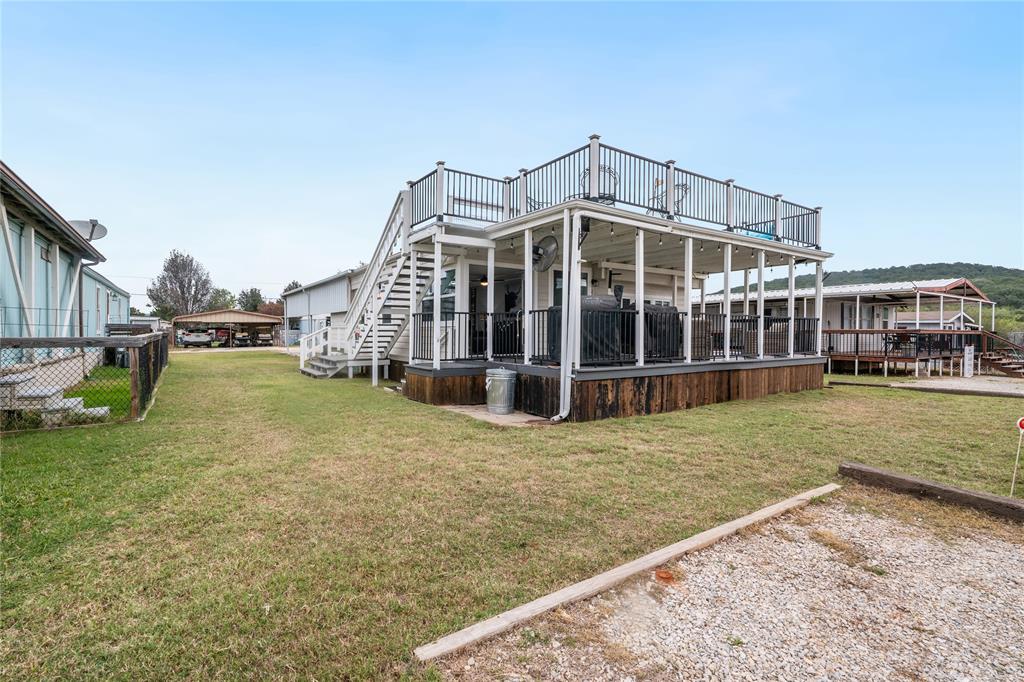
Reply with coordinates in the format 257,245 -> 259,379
298,326 -> 345,369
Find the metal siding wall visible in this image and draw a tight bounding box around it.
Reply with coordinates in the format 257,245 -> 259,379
1,220 -> 23,334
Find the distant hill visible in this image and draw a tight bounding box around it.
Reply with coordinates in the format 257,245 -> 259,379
746,263 -> 1024,309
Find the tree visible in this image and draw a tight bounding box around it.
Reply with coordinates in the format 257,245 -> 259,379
237,288 -> 264,312
206,288 -> 236,311
282,280 -> 302,297
146,250 -> 212,319
130,306 -> 147,317
258,301 -> 284,317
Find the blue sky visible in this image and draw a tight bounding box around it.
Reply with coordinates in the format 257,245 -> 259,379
3,1 -> 1021,308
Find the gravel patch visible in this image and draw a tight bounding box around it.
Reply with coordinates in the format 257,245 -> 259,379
436,491 -> 1024,680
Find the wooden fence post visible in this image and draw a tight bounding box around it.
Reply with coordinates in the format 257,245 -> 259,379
129,346 -> 140,419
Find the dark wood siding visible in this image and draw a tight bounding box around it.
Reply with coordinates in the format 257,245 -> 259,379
405,372 -> 486,405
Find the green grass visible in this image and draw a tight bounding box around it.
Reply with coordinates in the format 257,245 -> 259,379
3,352 -> 1020,679
64,365 -> 132,419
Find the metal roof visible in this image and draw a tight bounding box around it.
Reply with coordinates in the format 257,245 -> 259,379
171,309 -> 283,325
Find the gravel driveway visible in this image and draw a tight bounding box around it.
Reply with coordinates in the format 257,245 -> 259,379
437,487 -> 1024,680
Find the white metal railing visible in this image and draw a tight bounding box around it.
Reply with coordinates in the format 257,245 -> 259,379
298,326 -> 346,369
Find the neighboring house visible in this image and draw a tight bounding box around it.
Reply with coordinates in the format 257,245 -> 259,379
281,270 -> 357,344
893,311 -> 976,330
700,278 -> 994,331
298,135 -> 834,421
1,160 -> 130,338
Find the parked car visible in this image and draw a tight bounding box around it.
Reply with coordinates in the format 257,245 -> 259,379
181,331 -> 212,347
210,329 -> 230,347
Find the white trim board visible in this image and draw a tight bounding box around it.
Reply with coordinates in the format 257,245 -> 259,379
414,482 -> 841,662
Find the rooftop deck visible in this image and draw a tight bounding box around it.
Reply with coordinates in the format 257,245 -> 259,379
405,135 -> 822,250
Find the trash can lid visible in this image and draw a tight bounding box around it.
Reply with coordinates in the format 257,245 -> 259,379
485,368 -> 517,378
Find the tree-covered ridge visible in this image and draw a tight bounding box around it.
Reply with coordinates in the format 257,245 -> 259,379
752,262 -> 1024,309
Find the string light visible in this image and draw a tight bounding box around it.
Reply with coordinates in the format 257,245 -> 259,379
699,241 -> 704,252
658,234 -> 663,246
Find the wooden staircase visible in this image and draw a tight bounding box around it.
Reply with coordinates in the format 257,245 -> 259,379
981,332 -> 1024,379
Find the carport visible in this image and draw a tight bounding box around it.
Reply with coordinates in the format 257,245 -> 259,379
171,309 -> 284,347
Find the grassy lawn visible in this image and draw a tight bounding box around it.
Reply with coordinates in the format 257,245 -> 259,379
64,365 -> 132,420
3,352 -> 1020,679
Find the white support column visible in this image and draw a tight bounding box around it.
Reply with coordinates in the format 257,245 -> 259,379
486,247 -> 495,361
588,134 -> 601,199
743,268 -> 750,315
0,202 -> 33,336
501,177 -> 512,221
635,228 -> 645,366
757,250 -> 766,358
51,243 -> 61,333
432,238 -> 442,370
684,237 -> 693,363
400,185 -> 412,253
723,247 -> 732,360
854,294 -> 861,375
991,302 -> 996,332
814,261 -> 823,356
560,209 -> 571,370
371,283 -> 379,386
665,160 -> 676,220
408,249 -> 417,364
523,228 -> 533,365
978,300 -> 984,331
915,291 -> 921,329
959,298 -> 965,330
939,294 -> 944,330
787,255 -> 796,358
434,161 -> 446,219
518,169 -> 528,216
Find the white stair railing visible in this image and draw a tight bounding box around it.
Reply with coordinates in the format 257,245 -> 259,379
342,193 -> 407,354
298,327 -> 330,370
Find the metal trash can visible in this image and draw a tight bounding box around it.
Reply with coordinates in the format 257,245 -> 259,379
485,368 -> 516,415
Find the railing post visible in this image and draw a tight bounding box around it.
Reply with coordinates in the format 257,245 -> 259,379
486,247 -> 495,361
518,168 -> 528,215
435,161 -> 446,220
723,246 -> 731,360
502,177 -> 512,221
815,261 -> 824,356
635,228 -> 645,366
523,228 -> 533,365
408,248 -> 417,364
588,134 -> 601,199
774,194 -> 783,241
684,237 -> 693,363
787,255 -> 796,357
725,179 -> 735,230
401,184 -> 412,253
432,238 -> 442,370
814,206 -> 822,249
128,346 -> 140,419
665,160 -> 676,219
757,250 -> 766,359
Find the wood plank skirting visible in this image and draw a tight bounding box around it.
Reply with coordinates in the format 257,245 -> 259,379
404,371 -> 486,405
405,359 -> 825,421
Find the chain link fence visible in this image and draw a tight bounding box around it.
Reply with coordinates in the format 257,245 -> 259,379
1,332 -> 169,432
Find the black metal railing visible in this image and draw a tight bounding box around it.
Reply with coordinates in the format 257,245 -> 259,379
523,145 -> 589,212
822,330 -> 981,359
581,309 -> 636,365
793,317 -> 819,355
764,317 -> 791,356
410,312 -> 486,362
408,169 -> 438,225
490,312 -> 523,360
444,169 -> 504,223
399,140 -> 821,248
728,314 -> 759,358
691,312 -> 725,360
528,310 -> 556,364
644,310 -> 685,361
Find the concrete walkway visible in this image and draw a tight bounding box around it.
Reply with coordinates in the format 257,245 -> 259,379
898,375 -> 1024,398
439,404 -> 553,427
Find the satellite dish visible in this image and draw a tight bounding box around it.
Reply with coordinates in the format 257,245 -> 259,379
533,235 -> 558,272
70,219 -> 108,241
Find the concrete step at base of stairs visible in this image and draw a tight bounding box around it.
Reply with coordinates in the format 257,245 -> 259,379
299,366 -> 328,378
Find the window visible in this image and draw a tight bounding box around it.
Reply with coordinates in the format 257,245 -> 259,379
422,268 -> 456,315
553,270 -> 588,306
